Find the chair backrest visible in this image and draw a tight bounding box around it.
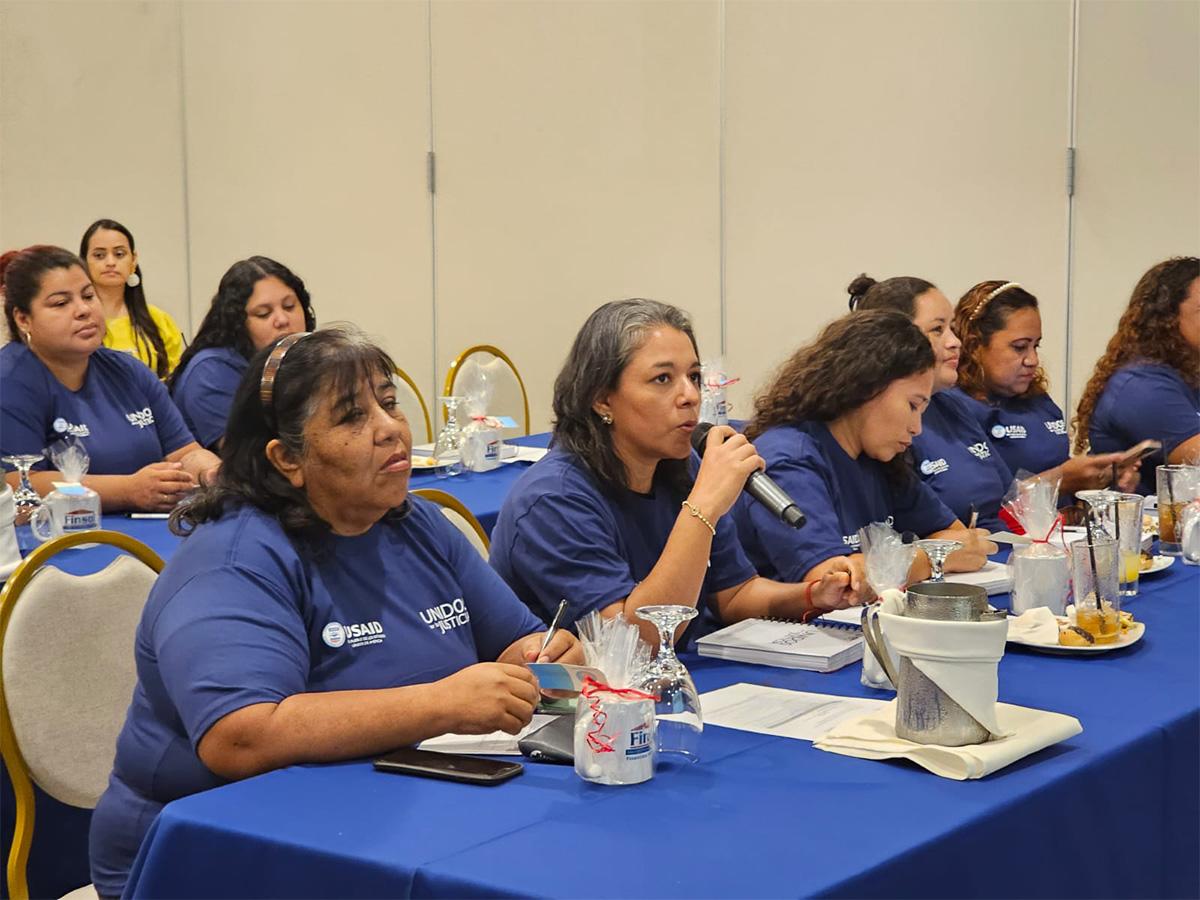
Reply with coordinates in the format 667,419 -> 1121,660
412,489 -> 490,560
393,365 -> 433,443
0,530 -> 163,899
444,345 -> 531,435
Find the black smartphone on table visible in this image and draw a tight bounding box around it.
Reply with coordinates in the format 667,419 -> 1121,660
373,747 -> 524,785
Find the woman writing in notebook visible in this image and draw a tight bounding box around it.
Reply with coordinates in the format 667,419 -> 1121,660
489,298 -> 861,649
733,310 -> 996,588
90,327 -> 580,899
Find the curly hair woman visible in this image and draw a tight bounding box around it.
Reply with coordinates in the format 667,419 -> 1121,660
1073,257 -> 1200,494
951,280 -> 1134,497
734,309 -> 996,591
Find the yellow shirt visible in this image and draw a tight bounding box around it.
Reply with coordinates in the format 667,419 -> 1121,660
102,304 -> 185,376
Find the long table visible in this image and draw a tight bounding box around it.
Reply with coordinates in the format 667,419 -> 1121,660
121,562 -> 1199,898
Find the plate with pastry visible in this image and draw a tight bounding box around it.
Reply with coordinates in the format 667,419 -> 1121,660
1139,553 -> 1175,576
1007,608 -> 1145,655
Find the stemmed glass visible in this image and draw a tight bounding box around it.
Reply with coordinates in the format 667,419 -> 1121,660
915,539 -> 962,582
634,605 -> 703,764
433,396 -> 465,478
3,453 -> 45,553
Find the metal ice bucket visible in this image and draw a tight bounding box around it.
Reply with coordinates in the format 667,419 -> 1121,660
863,582 -> 1006,747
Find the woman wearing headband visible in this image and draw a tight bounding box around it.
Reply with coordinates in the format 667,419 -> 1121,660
169,256 -> 315,449
490,299 -> 861,649
1073,257 -> 1200,494
0,245 -> 218,510
90,326 -> 580,898
80,218 -> 184,377
848,274 -> 1011,531
951,280 -> 1136,497
734,310 -> 996,588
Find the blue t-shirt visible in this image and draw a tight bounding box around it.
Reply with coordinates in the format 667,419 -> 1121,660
732,421 -> 957,582
952,388 -> 1069,478
88,498 -> 543,898
489,447 -> 757,640
171,347 -> 248,449
911,391 -> 1013,532
0,343 -> 194,474
1089,362 -> 1200,495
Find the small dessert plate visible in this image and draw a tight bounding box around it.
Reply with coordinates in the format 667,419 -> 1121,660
1139,555 -> 1174,576
1008,620 -> 1145,655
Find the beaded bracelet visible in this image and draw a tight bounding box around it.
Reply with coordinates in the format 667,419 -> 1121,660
681,500 -> 716,536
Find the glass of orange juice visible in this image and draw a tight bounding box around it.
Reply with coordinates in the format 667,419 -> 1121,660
1095,493 -> 1146,597
1069,533 -> 1121,644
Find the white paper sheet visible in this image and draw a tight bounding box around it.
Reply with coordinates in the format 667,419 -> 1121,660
699,683 -> 888,741
417,714 -> 555,756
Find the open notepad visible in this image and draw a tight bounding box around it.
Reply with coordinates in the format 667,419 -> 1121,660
696,618 -> 863,672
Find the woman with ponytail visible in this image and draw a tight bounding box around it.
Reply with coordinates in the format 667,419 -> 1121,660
81,219 -> 184,377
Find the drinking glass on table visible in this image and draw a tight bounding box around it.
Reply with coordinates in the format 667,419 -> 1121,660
634,605 -> 703,764
1157,465 -> 1200,556
914,539 -> 961,582
1068,533 -> 1121,644
432,396 -> 465,478
1091,493 -> 1145,597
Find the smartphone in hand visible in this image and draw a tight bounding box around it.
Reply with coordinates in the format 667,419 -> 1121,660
1117,439 -> 1162,468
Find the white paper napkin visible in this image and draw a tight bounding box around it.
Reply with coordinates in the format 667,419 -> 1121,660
1007,607 -> 1060,644
879,609 -> 1009,737
813,700 -> 1082,780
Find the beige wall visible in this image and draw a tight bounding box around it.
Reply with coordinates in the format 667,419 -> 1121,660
2,0 -> 1196,436
0,1 -> 190,332
1067,0 -> 1200,424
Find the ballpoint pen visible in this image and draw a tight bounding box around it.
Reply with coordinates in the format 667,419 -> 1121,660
538,599 -> 569,657
967,504 -> 978,531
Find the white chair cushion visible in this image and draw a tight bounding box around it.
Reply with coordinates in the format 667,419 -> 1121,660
3,555 -> 156,808
439,508 -> 489,560
60,881 -> 99,900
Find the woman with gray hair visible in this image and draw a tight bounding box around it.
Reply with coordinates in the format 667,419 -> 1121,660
489,299 -> 862,648
89,326 -> 581,899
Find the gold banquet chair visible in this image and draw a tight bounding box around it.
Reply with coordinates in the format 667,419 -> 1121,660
393,365 -> 433,443
412,489 -> 490,560
443,345 -> 531,436
0,531 -> 165,900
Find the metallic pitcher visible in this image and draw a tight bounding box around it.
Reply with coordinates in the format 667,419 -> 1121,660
863,582 -> 1006,747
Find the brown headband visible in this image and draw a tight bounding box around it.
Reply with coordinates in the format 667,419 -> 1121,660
259,332 -> 312,411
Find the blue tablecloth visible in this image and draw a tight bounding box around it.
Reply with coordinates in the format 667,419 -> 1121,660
122,562 -> 1200,899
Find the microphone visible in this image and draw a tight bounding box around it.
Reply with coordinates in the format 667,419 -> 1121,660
690,423 -> 807,530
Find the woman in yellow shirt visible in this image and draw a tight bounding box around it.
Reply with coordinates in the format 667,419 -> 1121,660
80,218 -> 184,378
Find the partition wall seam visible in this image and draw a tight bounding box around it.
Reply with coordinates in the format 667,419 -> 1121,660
426,0 -> 439,407
175,0 -> 195,335
718,0 -> 728,358
1063,0 -> 1081,414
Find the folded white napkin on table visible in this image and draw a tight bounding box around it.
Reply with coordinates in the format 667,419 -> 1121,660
1007,607 -> 1060,644
877,607 -> 1009,737
814,700 -> 1082,780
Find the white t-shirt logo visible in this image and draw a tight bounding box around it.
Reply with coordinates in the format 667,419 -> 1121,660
1044,419 -> 1066,435
992,424 -> 1026,440
52,417 -> 90,437
920,458 -> 950,476
967,442 -> 992,460
322,622 -> 346,648
420,598 -> 471,634
125,407 -> 155,429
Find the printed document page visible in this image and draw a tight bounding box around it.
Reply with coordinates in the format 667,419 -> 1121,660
418,714 -> 555,755
700,683 -> 888,741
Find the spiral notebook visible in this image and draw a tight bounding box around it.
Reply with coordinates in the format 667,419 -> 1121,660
696,617 -> 864,673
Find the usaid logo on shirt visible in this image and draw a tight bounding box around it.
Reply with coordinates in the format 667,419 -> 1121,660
991,424 -> 1027,440
1044,419 -> 1067,435
920,458 -> 950,476
52,417 -> 90,438
125,407 -> 156,429
421,598 -> 471,634
967,442 -> 992,460
321,620 -> 386,649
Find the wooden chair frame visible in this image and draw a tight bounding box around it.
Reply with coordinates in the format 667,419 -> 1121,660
442,344 -> 531,435
0,531 -> 164,900
411,489 -> 490,552
393,364 -> 433,442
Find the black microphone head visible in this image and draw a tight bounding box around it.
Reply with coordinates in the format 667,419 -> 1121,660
690,421 -> 715,455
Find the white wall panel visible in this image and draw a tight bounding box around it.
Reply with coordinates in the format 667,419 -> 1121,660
430,0 -> 722,433
724,0 -> 1072,417
1068,0 -> 1200,420
0,1 -> 189,331
181,0 -> 432,388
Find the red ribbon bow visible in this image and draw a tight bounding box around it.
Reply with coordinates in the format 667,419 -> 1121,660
580,675 -> 659,754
